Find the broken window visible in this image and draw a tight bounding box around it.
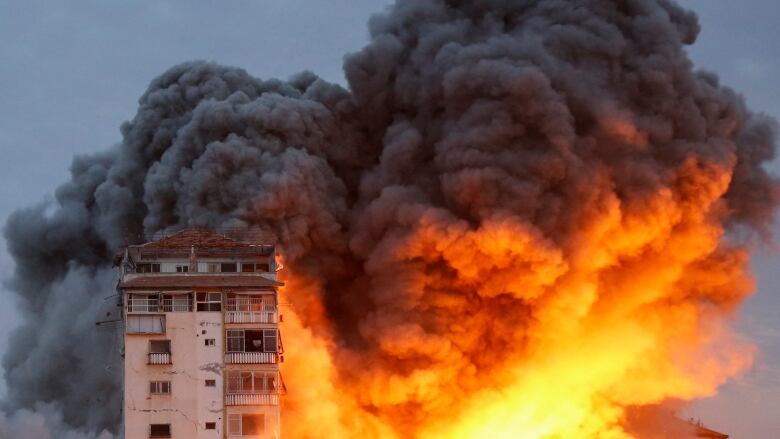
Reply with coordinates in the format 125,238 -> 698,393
241,262 -> 270,273
149,424 -> 171,438
205,379 -> 216,387
149,340 -> 171,354
196,293 -> 221,312
126,315 -> 165,334
175,264 -> 189,273
149,381 -> 171,394
228,414 -> 264,436
225,329 -> 278,353
205,422 -> 216,430
205,338 -> 215,346
136,263 -> 160,273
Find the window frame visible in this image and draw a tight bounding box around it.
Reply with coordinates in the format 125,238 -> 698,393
149,339 -> 171,354
226,330 -> 245,352
226,371 -> 278,394
149,381 -> 171,395
262,329 -> 278,353
149,423 -> 171,438
225,328 -> 280,353
228,413 -> 264,436
196,292 -> 222,312
127,293 -> 160,313
220,262 -> 238,273
240,262 -> 270,273
126,314 -> 166,334
225,329 -> 278,353
136,263 -> 161,274
161,293 -> 192,312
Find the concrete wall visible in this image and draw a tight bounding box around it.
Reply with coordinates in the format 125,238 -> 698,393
124,310 -> 224,439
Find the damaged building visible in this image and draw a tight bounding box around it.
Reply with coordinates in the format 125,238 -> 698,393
116,228 -> 284,438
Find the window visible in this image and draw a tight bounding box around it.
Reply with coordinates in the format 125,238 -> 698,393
263,329 -> 278,352
149,340 -> 171,354
136,263 -> 161,273
127,294 -> 159,312
241,263 -> 270,273
221,262 -> 237,273
226,371 -> 278,394
227,330 -> 244,352
196,293 -> 222,311
126,315 -> 165,334
150,424 -> 171,438
150,381 -> 171,394
175,264 -> 189,273
228,414 -> 264,436
207,263 -> 220,273
205,379 -> 216,387
205,422 -> 216,430
226,329 -> 278,353
162,294 -> 191,312
205,338 -> 215,346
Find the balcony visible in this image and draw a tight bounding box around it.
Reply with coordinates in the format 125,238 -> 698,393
225,311 -> 278,324
224,352 -> 277,364
148,353 -> 172,365
127,294 -> 192,313
128,296 -> 159,313
225,393 -> 280,406
225,297 -> 276,324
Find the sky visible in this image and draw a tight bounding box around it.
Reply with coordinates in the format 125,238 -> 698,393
0,1 -> 778,437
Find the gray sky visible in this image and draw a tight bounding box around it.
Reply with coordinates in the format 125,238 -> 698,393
0,1 -> 777,437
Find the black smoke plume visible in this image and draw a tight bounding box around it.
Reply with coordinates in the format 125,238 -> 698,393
2,0 -> 777,437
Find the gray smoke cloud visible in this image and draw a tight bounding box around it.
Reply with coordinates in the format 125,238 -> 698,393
2,0 -> 777,437
0,403 -> 113,439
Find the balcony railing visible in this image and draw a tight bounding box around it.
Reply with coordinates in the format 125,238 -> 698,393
128,297 -> 159,313
225,393 -> 279,406
147,353 -> 172,365
225,311 -> 278,324
128,296 -> 192,313
226,297 -> 275,311
224,352 -> 277,364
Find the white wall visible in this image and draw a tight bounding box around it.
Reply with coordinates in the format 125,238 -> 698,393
124,310 -> 224,439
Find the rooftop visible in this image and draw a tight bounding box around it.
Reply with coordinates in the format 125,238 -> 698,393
137,228 -> 267,250
119,274 -> 283,290
115,228 -> 276,265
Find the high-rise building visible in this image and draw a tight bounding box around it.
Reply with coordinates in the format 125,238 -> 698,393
117,228 -> 284,439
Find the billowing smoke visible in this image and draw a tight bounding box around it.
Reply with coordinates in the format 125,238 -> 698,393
3,0 -> 777,437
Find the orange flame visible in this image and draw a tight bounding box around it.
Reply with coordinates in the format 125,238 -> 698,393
277,135 -> 755,438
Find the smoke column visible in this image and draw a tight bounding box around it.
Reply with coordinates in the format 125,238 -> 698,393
2,0 -> 777,437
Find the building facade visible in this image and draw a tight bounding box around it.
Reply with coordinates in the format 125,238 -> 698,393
117,229 -> 283,439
